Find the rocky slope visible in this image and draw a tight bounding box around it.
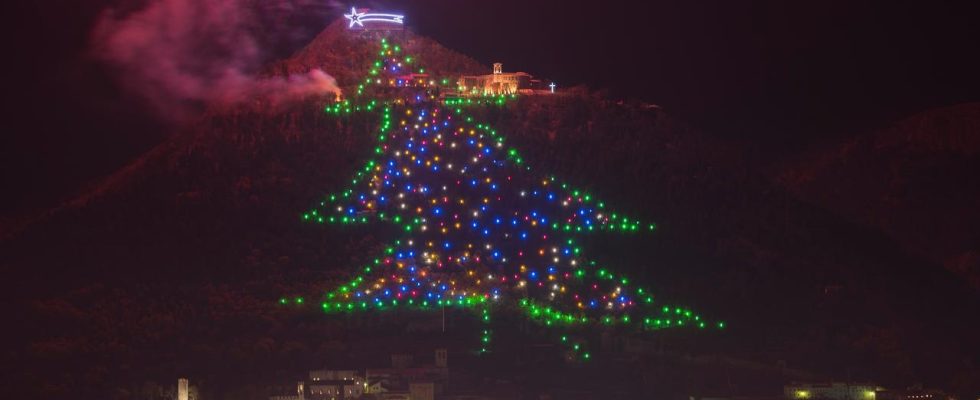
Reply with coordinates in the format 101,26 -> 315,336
2,21 -> 978,399
779,103 -> 980,288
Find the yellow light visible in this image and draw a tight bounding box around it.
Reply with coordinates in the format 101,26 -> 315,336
795,391 -> 810,399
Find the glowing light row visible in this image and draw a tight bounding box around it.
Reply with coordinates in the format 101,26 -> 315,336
344,7 -> 404,28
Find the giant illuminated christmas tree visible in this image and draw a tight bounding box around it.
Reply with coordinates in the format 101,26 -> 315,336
297,37 -> 723,359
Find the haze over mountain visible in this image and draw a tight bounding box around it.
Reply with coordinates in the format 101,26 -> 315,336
2,20 -> 978,399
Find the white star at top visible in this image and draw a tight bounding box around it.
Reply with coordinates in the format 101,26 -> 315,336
345,7 -> 366,27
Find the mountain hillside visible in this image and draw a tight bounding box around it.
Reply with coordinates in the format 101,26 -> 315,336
2,22 -> 978,399
779,103 -> 980,288
267,21 -> 488,92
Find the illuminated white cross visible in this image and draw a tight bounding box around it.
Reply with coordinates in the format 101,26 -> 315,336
344,7 -> 404,28
549,82 -> 556,93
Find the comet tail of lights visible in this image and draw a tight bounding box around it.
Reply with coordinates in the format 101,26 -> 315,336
344,7 -> 404,29
288,34 -> 724,361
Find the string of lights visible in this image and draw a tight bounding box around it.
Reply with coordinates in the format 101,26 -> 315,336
289,37 -> 723,360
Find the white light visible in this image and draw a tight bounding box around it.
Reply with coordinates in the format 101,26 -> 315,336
344,7 -> 404,28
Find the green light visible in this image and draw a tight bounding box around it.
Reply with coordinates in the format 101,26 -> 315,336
307,38 -> 720,356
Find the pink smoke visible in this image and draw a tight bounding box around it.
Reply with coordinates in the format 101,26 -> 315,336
91,0 -> 341,122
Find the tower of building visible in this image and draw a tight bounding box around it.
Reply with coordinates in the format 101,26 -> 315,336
493,62 -> 502,75
177,378 -> 189,400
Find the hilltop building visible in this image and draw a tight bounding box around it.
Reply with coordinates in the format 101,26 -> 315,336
456,63 -> 553,97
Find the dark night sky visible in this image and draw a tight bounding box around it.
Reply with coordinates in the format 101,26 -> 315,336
3,0 -> 979,214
